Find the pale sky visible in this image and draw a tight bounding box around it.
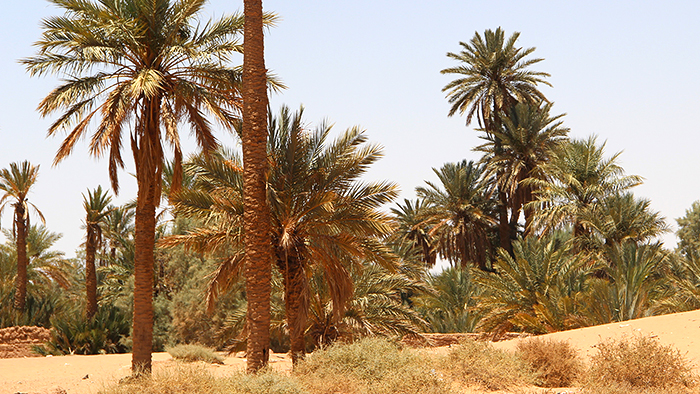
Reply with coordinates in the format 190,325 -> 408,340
1,1 -> 698,257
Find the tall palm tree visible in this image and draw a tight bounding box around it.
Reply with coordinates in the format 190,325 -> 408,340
441,27 -> 551,253
0,161 -> 45,311
416,160 -> 498,270
476,101 -> 569,236
165,106 -> 398,367
24,0 -> 247,375
527,136 -> 643,244
82,186 -> 112,318
242,0 -> 274,373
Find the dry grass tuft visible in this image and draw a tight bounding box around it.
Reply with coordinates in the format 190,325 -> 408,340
166,344 -> 225,364
516,337 -> 583,388
295,337 -> 450,394
583,335 -> 697,393
101,364 -> 307,394
443,338 -> 534,390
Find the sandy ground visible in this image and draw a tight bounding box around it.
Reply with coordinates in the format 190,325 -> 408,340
2,309 -> 700,394
1,351 -> 292,394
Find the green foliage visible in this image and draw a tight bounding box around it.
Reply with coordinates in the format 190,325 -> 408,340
584,335 -> 696,391
443,338 -> 534,390
473,235 -> 590,334
39,305 -> 130,355
677,201 -> 700,261
297,337 -> 449,394
167,344 -> 224,364
584,242 -> 671,324
417,267 -> 483,333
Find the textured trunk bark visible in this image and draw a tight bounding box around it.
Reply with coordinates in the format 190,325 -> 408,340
242,0 -> 272,374
14,205 -> 28,311
85,232 -> 98,319
281,255 -> 307,367
131,169 -> 156,375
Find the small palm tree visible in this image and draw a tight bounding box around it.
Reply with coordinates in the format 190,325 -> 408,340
417,267 -> 483,333
584,242 -> 671,324
578,192 -> 668,251
472,235 -> 590,335
390,199 -> 437,268
416,160 -> 498,270
0,161 -> 45,311
441,27 -> 551,253
528,136 -> 643,244
165,106 -> 398,366
25,0 -> 253,374
82,186 -> 113,318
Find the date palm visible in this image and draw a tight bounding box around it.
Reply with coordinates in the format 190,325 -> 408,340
166,106 -> 398,367
441,27 -> 551,253
83,186 -> 112,318
390,199 -> 437,268
416,160 -> 498,270
24,0 -> 248,374
476,101 -> 568,236
528,136 -> 643,246
0,161 -> 45,311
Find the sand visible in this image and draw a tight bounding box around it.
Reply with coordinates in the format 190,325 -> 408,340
2,308 -> 699,394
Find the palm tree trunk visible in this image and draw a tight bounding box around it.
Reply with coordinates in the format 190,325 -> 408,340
280,256 -> 307,367
131,168 -> 157,376
242,0 -> 272,374
85,231 -> 98,319
14,206 -> 28,311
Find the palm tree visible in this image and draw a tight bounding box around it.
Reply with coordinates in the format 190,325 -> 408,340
166,106 -> 398,367
416,160 -> 498,270
242,0 -> 274,373
476,101 -> 569,236
472,235 -> 590,335
417,267 -> 483,333
83,186 -> 112,318
578,192 -> 668,251
0,161 -> 45,311
25,0 -> 248,375
390,199 -> 437,268
527,136 -> 643,246
441,27 -> 551,253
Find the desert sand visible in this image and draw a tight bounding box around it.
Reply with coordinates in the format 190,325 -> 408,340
2,308 -> 699,394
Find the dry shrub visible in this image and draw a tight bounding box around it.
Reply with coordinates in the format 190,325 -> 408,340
167,344 -> 224,364
584,335 -> 696,393
516,337 -> 583,387
101,364 -> 307,394
443,338 -> 534,390
295,337 -> 449,394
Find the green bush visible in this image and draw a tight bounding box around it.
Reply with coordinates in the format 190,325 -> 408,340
37,305 -> 130,355
167,344 -> 224,364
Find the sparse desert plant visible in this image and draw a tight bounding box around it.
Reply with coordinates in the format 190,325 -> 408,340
167,344 -> 224,364
584,335 -> 696,392
516,337 -> 583,387
296,337 -> 450,394
443,337 -> 534,390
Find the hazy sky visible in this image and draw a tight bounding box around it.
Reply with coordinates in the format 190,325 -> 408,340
1,1 -> 699,257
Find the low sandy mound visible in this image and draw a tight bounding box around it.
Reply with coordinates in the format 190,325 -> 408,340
0,325 -> 51,358
493,308 -> 700,372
